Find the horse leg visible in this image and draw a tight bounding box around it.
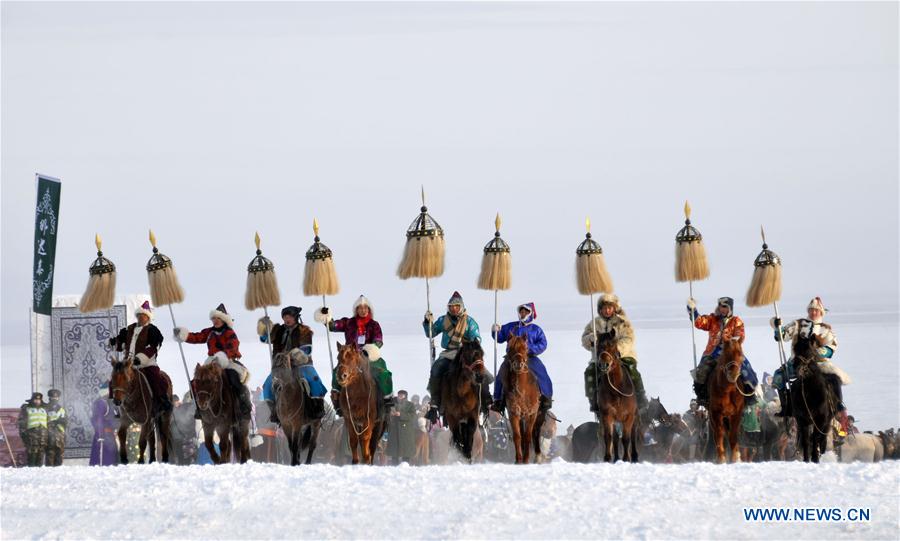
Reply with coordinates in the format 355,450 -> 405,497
217,427 -> 232,464
238,421 -> 250,464
360,428 -> 374,465
712,414 -> 726,464
118,425 -> 129,464
465,421 -> 477,464
509,415 -> 523,464
523,415 -> 537,464
305,425 -> 320,465
147,422 -> 157,464
729,412 -> 742,463
137,425 -> 148,464
620,420 -> 632,463
630,421 -> 639,463
158,414 -> 171,464
603,417 -> 614,463
203,427 -> 220,464
348,427 -> 360,465
532,413 -> 545,463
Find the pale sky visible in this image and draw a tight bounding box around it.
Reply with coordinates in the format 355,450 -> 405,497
2,2 -> 897,350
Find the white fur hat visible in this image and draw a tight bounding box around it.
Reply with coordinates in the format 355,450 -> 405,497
209,303 -> 234,328
134,300 -> 154,321
807,297 -> 827,313
353,295 -> 374,317
361,343 -> 382,361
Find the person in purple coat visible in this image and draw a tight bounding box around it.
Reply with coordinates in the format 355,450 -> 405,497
90,383 -> 119,466
490,302 -> 553,414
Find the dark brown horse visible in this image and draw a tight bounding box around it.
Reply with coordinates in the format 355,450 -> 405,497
790,334 -> 836,463
440,340 -> 486,463
595,330 -> 639,463
504,335 -> 543,464
708,338 -> 746,463
271,352 -> 321,465
192,362 -> 250,464
335,342 -> 384,465
109,358 -> 173,464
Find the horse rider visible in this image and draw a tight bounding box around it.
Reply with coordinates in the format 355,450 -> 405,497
175,303 -> 253,420
687,296 -> 758,406
770,297 -> 850,434
315,295 -> 395,415
423,291 -> 491,423
18,392 -> 48,467
582,293 -> 648,412
258,305 -> 327,423
110,300 -> 172,413
490,302 -> 553,414
44,388 -> 67,466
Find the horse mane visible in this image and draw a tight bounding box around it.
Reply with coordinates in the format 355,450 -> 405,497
194,361 -> 223,379
507,335 -> 528,361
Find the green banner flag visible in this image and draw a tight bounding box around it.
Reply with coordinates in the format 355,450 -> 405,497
32,174 -> 61,315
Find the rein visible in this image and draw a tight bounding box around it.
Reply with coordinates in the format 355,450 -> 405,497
796,359 -> 834,437
724,360 -> 756,397
114,366 -> 152,426
599,351 -> 634,398
339,356 -> 373,437
196,370 -> 225,419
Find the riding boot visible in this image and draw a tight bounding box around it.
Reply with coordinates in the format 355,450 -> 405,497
828,375 -> 845,412
425,404 -> 440,424
330,390 -> 343,417
539,395 -> 553,412
693,381 -> 708,408
155,394 -> 173,414
490,399 -> 505,414
427,376 -> 442,411
225,369 -> 253,418
776,388 -> 791,417
480,384 -> 492,416
266,399 -> 279,424
588,397 -> 600,413
309,398 -> 326,420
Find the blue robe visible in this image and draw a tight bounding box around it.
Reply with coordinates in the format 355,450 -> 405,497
492,321 -> 553,399
263,366 -> 327,401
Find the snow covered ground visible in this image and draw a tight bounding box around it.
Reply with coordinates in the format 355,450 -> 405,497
2,461 -> 898,539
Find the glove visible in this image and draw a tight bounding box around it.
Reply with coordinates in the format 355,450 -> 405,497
173,327 -> 187,342
424,311 -> 434,323
492,324 -> 501,334
686,298 -> 697,311
257,317 -> 272,337
321,307 -> 329,315
108,337 -> 117,347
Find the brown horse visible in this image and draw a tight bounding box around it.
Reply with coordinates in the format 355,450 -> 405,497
109,358 -> 173,464
504,335 -> 543,464
595,330 -> 639,463
708,338 -> 747,463
440,340 -> 486,463
192,362 -> 251,464
335,342 -> 385,465
271,352 -> 321,465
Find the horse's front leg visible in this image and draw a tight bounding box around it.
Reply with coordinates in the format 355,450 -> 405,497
158,415 -> 171,464
509,414 -> 523,464
306,425 -> 320,465
729,412 -> 742,463
147,423 -> 158,464
118,425 -> 129,464
523,415 -> 537,464
203,426 -> 220,464
237,422 -> 250,464
217,427 -> 232,464
138,425 -> 148,464
629,421 -> 639,463
359,428 -> 374,465
620,421 -> 632,463
603,417 -> 615,463
348,426 -> 360,465
465,420 -> 477,464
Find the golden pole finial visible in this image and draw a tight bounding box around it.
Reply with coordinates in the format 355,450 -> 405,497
585,217 -> 591,233
684,200 -> 692,220
149,229 -> 157,248
495,213 -> 501,233
95,233 -> 102,252
313,218 -> 320,237
254,231 -> 261,251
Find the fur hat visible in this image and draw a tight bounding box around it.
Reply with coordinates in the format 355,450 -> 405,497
597,293 -> 622,313
30,392 -> 43,402
807,297 -> 827,313
134,300 -> 153,321
717,296 -> 734,317
361,343 -> 382,361
281,305 -> 302,322
447,291 -> 465,309
209,303 -> 234,328
353,295 -> 373,317
518,302 -> 537,325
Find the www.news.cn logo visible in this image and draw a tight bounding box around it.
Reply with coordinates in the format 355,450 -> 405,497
744,508 -> 871,522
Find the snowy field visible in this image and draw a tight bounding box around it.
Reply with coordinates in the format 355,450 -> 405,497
2,461 -> 898,540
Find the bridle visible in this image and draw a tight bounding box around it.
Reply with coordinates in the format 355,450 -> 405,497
194,369 -> 224,419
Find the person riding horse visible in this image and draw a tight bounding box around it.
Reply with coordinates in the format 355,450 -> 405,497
315,295 -> 394,415
259,305 -> 327,423
110,300 -> 172,414
490,302 -> 554,414
424,291 -> 491,423
770,297 -> 850,434
174,303 -> 253,420
582,294 -> 648,412
687,296 -> 758,406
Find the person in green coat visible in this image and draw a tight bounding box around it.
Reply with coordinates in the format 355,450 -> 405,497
18,392 -> 48,467
387,390 -> 418,464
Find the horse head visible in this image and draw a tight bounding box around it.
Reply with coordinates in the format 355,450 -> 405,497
792,333 -> 822,377
721,337 -> 744,379
192,362 -> 223,412
646,396 -> 669,423
109,358 -> 135,406
596,330 -> 619,370
506,335 -> 529,373
271,352 -> 292,393
457,340 -> 485,375
335,342 -> 363,388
